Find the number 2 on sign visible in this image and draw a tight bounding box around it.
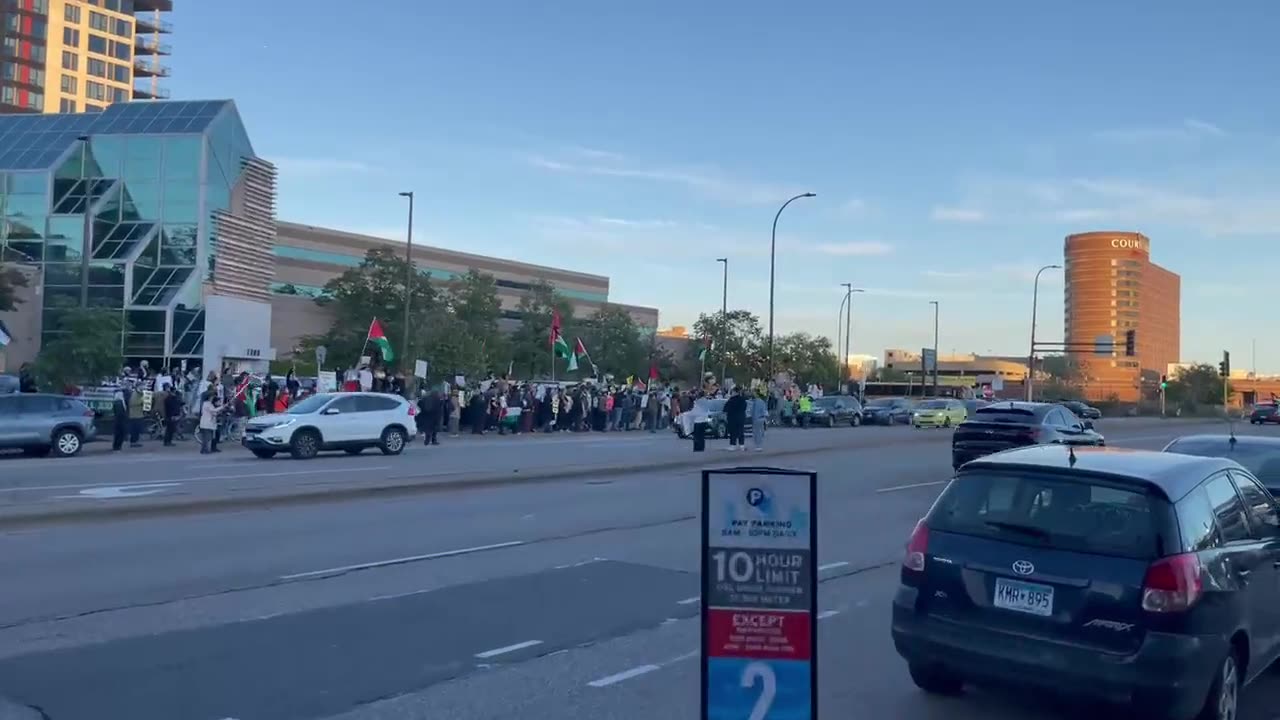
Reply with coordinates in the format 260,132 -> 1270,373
740,661 -> 777,720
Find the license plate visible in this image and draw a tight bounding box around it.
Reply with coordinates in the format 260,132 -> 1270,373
993,578 -> 1053,617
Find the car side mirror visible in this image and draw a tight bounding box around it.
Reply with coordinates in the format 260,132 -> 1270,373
322,407 -> 341,415
1082,420 -> 1094,430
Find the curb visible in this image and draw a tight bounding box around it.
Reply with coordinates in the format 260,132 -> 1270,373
0,431 -> 950,529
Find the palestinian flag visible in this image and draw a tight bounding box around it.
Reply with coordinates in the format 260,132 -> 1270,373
568,338 -> 588,372
551,311 -> 570,358
698,336 -> 713,362
367,318 -> 394,362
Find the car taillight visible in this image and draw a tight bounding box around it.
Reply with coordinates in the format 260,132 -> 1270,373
903,521 -> 929,572
1142,553 -> 1203,612
408,404 -> 417,416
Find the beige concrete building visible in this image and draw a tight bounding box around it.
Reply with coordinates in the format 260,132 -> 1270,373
269,222 -> 659,354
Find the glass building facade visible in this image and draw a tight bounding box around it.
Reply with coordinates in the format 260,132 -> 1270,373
0,99 -> 259,362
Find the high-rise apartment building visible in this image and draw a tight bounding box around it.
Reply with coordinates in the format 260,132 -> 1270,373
0,0 -> 173,115
1063,231 -> 1181,402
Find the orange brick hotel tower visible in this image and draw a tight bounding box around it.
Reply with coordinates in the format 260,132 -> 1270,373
1063,232 -> 1180,402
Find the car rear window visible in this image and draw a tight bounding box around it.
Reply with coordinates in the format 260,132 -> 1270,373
972,406 -> 1039,424
928,471 -> 1163,560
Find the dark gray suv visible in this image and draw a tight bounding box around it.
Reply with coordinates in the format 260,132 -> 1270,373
0,394 -> 97,457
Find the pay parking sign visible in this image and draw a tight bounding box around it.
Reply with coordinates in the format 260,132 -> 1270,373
701,467 -> 818,720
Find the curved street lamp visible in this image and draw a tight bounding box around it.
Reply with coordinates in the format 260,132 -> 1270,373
767,192 -> 816,381
1026,263 -> 1063,401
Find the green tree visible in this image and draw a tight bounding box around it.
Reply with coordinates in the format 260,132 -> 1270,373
1166,363 -> 1229,409
274,283 -> 300,296
774,332 -> 840,387
0,262 -> 29,312
577,305 -> 649,379
1039,354 -> 1080,381
419,269 -> 507,382
304,248 -> 440,372
690,309 -> 766,382
32,309 -> 124,390
509,280 -> 575,379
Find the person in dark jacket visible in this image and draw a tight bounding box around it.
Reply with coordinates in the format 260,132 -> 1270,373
417,389 -> 442,446
723,387 -> 748,450
162,383 -> 183,446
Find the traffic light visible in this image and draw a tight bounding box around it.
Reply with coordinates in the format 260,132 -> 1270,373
1124,329 -> 1135,357
1160,374 -> 1168,390
1219,351 -> 1231,378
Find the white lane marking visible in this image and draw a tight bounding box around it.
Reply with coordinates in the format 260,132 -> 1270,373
818,561 -> 849,571
474,640 -> 543,659
876,480 -> 948,493
58,483 -> 182,500
662,649 -> 699,663
279,540 -> 526,580
587,664 -> 662,688
676,596 -> 700,605
817,610 -> 840,620
6,466 -> 395,493
554,557 -> 607,570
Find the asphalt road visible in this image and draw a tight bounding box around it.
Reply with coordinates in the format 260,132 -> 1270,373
0,417 -> 1275,720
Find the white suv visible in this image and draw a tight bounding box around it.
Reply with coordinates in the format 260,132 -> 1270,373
241,392 -> 417,460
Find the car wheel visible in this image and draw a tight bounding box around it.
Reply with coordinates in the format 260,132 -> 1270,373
850,414 -> 861,427
908,663 -> 963,695
290,429 -> 321,460
380,426 -> 407,455
345,447 -> 364,455
1197,649 -> 1241,720
251,449 -> 277,459
52,429 -> 83,457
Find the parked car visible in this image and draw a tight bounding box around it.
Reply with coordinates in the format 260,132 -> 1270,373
1249,404 -> 1279,425
1163,434 -> 1280,495
952,401 -> 1104,471
863,397 -> 915,425
241,391 -> 417,459
893,445 -> 1280,720
1062,400 -> 1103,420
0,393 -> 97,457
673,398 -> 752,439
801,395 -> 863,427
911,398 -> 967,429
962,399 -> 990,416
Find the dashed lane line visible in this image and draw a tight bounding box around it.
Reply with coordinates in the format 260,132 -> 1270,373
474,640 -> 544,659
587,664 -> 663,688
818,561 -> 850,571
278,540 -> 526,580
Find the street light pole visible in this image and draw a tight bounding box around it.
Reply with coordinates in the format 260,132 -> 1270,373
1026,264 -> 1063,401
398,191 -> 415,384
845,286 -> 863,390
929,300 -> 940,397
837,288 -> 850,388
767,192 -> 816,382
716,256 -> 727,381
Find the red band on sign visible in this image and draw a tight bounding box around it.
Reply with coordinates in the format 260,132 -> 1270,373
706,608 -> 812,661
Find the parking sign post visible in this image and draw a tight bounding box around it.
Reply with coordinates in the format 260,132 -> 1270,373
701,467 -> 818,720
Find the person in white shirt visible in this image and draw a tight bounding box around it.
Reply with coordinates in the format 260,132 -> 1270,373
358,366 -> 374,392
198,393 -> 220,454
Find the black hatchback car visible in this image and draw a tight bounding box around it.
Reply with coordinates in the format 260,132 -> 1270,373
1250,404 -> 1279,425
1062,400 -> 1103,420
893,445 -> 1280,720
1163,434 -> 1280,496
952,401 -> 1104,470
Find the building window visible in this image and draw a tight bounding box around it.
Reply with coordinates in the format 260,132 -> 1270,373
61,50 -> 78,70
87,58 -> 107,77
65,3 -> 81,22
27,66 -> 43,86
85,80 -> 106,101
30,18 -> 46,39
31,0 -> 48,11
111,87 -> 127,103
89,12 -> 109,32
87,34 -> 107,54
25,91 -> 41,110
85,103 -> 105,112
112,18 -> 131,38
3,15 -> 16,34
59,74 -> 76,93
104,0 -> 121,9
109,39 -> 129,60
110,63 -> 128,82
30,44 -> 45,64
0,86 -> 14,105
63,27 -> 80,47
2,38 -> 17,57
59,97 -> 76,112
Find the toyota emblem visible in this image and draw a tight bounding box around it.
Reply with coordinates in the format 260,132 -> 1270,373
1012,560 -> 1035,576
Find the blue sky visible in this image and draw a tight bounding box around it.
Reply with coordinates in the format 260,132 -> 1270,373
174,1 -> 1279,372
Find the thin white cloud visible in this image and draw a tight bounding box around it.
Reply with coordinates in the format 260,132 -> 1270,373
1092,118 -> 1226,143
921,269 -> 972,279
267,157 -> 375,175
930,206 -> 986,223
567,145 -> 626,162
1051,208 -> 1113,223
523,152 -> 801,205
589,216 -> 677,229
837,197 -> 869,217
813,241 -> 893,256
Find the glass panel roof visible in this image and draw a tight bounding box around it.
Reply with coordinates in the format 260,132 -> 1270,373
0,101 -> 236,170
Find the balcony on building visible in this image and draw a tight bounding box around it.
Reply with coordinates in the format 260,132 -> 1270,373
134,35 -> 172,55
132,84 -> 171,100
135,15 -> 174,34
133,59 -> 171,78
133,0 -> 175,11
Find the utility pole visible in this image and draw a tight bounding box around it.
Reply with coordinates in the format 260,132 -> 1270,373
929,301 -> 939,397
398,191 -> 415,390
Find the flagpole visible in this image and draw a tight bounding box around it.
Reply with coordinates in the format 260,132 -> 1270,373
550,341 -> 556,383
357,317 -> 375,366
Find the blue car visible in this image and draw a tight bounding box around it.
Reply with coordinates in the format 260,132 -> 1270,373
892,445 -> 1280,720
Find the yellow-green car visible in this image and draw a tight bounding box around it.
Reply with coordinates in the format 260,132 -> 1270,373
911,398 -> 967,429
